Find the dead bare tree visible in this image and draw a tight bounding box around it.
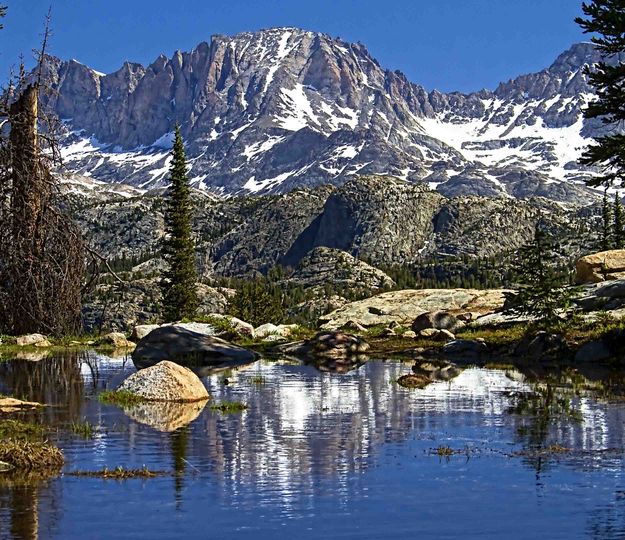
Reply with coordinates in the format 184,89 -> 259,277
0,12 -> 85,336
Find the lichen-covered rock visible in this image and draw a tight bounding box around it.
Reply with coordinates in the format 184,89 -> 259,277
255,323 -> 299,340
15,334 -> 51,348
117,361 -> 209,402
575,250 -> 625,283
274,331 -> 369,368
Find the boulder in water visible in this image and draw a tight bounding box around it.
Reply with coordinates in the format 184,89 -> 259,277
117,360 -> 209,402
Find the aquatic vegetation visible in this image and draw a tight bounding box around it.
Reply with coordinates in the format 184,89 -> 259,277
69,465 -> 166,479
99,390 -> 147,407
70,419 -> 96,439
0,419 -> 45,440
0,440 -> 64,470
396,373 -> 431,389
434,445 -> 455,456
210,401 -> 248,413
251,375 -> 266,385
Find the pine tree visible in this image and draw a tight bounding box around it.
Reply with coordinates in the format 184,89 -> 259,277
614,193 -> 625,248
506,226 -> 572,325
576,1 -> 625,188
160,126 -> 198,322
602,190 -> 613,250
229,279 -> 284,327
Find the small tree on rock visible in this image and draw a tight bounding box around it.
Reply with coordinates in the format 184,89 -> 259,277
160,126 -> 198,322
506,225 -> 572,325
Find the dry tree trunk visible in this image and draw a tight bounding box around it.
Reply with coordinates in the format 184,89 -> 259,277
0,83 -> 85,336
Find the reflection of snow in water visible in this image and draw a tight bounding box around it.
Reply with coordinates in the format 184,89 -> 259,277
73,354 -> 625,508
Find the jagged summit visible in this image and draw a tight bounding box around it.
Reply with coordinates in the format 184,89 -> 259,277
41,28 -> 607,202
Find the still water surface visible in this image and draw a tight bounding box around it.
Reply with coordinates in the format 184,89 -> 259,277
1,353 -> 625,539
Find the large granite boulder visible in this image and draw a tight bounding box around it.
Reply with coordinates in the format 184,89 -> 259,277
319,288 -> 509,330
117,360 -> 209,402
132,325 -> 258,371
576,250 -> 625,283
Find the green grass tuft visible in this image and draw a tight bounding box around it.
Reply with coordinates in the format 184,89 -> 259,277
99,390 -> 147,407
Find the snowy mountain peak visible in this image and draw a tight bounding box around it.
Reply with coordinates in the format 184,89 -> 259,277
40,29 -> 608,203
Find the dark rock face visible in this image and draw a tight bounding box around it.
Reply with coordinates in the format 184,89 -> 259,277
43,29 -> 612,202
132,326 -> 258,375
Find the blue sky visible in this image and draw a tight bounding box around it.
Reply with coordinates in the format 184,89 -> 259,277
0,0 -> 586,93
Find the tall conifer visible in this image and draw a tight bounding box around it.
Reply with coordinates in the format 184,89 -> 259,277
576,1 -> 625,188
160,126 -> 198,322
506,225 -> 572,325
602,190 -> 613,250
614,193 -> 625,248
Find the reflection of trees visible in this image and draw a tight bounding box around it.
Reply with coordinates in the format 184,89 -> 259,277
0,352 -> 86,424
0,472 -> 61,540
171,428 -> 189,509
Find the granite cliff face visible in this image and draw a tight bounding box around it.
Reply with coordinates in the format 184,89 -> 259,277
68,176 -> 599,279
43,29 -> 609,202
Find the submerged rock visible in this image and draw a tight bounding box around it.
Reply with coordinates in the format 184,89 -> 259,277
132,325 -> 258,370
0,397 -> 42,413
117,360 -> 209,402
397,373 -> 432,389
440,339 -> 488,359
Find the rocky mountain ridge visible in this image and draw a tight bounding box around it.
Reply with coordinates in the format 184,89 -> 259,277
68,175 -> 600,280
42,28 -> 613,203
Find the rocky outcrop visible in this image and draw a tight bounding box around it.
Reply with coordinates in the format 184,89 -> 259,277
117,360 -> 209,402
575,250 -> 625,283
319,288 -> 509,330
287,247 -> 395,293
73,175 -> 598,282
82,278 -> 231,332
132,326 -> 258,372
